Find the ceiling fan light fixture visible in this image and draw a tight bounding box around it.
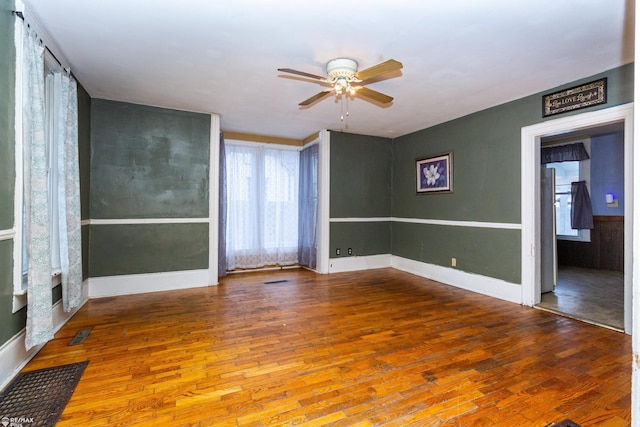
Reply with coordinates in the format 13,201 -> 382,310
326,58 -> 359,81
334,78 -> 350,95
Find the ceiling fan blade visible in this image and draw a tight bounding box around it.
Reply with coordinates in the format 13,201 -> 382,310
299,91 -> 332,106
354,59 -> 403,81
278,68 -> 327,81
355,86 -> 394,104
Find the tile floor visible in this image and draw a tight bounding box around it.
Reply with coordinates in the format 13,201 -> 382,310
537,265 -> 624,331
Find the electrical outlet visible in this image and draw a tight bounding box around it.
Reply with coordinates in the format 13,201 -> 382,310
336,248 -> 341,256
451,257 -> 457,267
348,248 -> 353,255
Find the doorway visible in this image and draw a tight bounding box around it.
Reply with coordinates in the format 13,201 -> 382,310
520,103 -> 633,334
536,124 -> 624,330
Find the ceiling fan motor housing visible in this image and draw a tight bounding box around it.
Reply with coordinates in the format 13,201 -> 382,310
326,58 -> 359,81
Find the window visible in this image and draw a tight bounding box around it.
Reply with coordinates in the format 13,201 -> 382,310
44,60 -> 64,274
545,139 -> 591,242
16,49 -> 64,302
225,142 -> 300,270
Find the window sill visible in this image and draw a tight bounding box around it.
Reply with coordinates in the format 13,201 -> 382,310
12,270 -> 63,313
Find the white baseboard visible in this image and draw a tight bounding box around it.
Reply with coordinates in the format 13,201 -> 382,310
326,254 -> 521,304
328,254 -> 392,273
88,269 -> 211,298
391,255 -> 522,304
0,283 -> 88,391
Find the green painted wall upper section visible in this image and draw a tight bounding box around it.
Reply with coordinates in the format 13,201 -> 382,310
78,85 -> 91,221
392,64 -> 633,223
77,84 -> 91,280
330,131 -> 392,218
0,0 -> 23,349
0,0 -> 15,230
329,131 -> 393,258
90,99 -> 210,219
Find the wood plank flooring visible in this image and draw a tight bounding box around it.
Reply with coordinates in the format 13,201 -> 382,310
23,268 -> 631,426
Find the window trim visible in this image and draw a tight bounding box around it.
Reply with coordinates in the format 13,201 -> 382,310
12,13 -> 26,312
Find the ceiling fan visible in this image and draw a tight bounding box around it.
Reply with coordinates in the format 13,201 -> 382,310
278,58 -> 403,107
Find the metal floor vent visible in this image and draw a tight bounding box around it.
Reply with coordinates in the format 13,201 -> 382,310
546,420 -> 581,427
263,279 -> 290,285
68,328 -> 91,346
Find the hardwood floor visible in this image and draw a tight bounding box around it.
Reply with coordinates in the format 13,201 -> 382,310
24,268 -> 631,426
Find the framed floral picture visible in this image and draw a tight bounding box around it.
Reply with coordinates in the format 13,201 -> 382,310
416,152 -> 452,193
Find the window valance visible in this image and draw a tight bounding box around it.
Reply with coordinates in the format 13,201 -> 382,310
541,142 -> 589,164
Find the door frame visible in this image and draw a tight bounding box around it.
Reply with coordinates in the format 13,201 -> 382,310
520,103 -> 633,333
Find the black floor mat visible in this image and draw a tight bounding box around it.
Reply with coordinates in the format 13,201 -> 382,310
0,361 -> 88,427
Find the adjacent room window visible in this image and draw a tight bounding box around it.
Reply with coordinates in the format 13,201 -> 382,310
545,139 -> 591,242
548,161 -> 579,237
225,142 -> 300,270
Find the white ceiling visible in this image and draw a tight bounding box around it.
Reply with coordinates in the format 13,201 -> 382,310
22,0 -> 634,140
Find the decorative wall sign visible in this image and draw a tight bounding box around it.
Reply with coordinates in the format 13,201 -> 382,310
416,152 -> 452,194
543,78 -> 607,117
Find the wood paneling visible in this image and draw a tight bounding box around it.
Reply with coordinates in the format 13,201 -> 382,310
558,216 -> 624,272
23,269 -> 631,426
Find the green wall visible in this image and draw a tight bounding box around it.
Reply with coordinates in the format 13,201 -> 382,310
89,100 -> 210,277
330,131 -> 392,258
390,63 -> 633,283
0,0 -> 25,347
91,99 -> 210,219
77,85 -> 91,280
0,0 -> 15,230
89,223 -> 208,276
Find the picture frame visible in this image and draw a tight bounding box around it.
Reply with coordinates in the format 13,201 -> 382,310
542,78 -> 607,117
416,151 -> 452,194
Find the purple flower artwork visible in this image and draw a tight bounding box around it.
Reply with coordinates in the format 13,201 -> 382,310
416,152 -> 452,193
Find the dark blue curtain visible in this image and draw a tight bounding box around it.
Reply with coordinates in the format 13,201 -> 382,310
298,144 -> 318,269
571,181 -> 594,230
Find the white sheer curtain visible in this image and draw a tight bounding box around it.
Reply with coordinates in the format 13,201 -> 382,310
225,143 -> 299,270
55,73 -> 82,311
23,25 -> 53,350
